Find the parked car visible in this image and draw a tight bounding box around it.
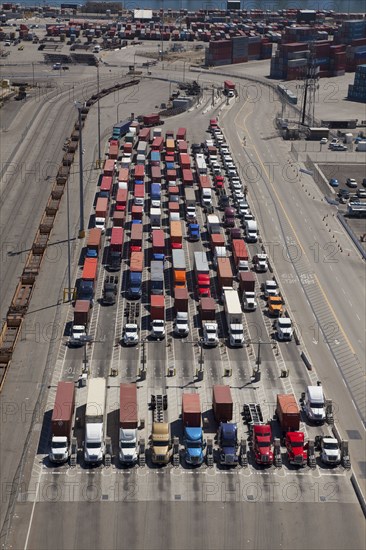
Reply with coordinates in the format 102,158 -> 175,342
329,178 -> 339,187
357,188 -> 366,198
320,138 -> 328,144
338,189 -> 350,200
346,178 -> 358,188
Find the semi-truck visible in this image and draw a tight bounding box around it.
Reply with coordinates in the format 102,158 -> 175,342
129,251 -> 143,298
195,153 -> 207,175
78,257 -> 98,305
239,272 -> 257,311
182,393 -> 205,465
170,220 -> 183,249
223,80 -> 235,97
172,249 -> 186,289
119,384 -> 139,465
151,183 -> 161,207
112,119 -> 131,139
130,223 -> 143,253
86,228 -> 102,259
199,297 -> 218,347
253,253 -> 268,272
276,394 -> 307,467
150,394 -> 171,465
150,295 -> 165,339
151,260 -> 164,295
223,288 -> 244,347
213,386 -> 238,466
207,214 -> 221,235
95,197 -> 108,234
143,113 -> 161,127
150,207 -> 161,230
232,239 -> 249,272
49,381 -> 75,463
102,275 -> 118,305
69,300 -> 90,346
184,188 -> 197,222
108,227 -> 123,271
84,378 -> 106,465
173,288 -> 189,337
217,257 -> 233,291
115,188 -> 128,212
194,251 -> 210,298
244,403 -> 273,466
152,229 -> 165,261
244,219 -> 258,243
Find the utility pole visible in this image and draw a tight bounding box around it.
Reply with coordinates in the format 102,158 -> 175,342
74,102 -> 85,238
96,61 -> 101,169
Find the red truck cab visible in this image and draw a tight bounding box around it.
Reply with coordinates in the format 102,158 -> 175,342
285,432 -> 308,467
197,274 -> 211,298
253,425 -> 274,465
214,175 -> 224,189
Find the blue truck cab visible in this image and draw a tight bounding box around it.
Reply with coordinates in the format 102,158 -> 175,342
218,423 -> 238,466
188,223 -> 200,241
129,271 -> 142,298
184,427 -> 205,465
86,248 -> 98,259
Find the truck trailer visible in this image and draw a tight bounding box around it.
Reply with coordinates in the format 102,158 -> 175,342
49,381 -> 75,464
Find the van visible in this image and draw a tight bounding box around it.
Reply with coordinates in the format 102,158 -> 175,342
304,385 -> 325,424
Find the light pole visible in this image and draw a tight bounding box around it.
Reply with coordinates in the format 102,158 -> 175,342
74,101 -> 85,238
96,60 -> 101,168
32,62 -> 35,87
116,102 -> 124,124
65,172 -> 72,302
183,61 -> 186,83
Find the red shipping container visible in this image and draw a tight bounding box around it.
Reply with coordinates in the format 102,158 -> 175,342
182,394 -> 201,427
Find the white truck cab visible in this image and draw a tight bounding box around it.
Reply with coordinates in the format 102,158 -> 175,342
119,428 -> 138,464
304,385 -> 326,424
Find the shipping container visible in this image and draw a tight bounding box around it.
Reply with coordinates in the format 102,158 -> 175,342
82,257 -> 98,281
151,136 -> 164,151
119,384 -> 138,429
130,250 -> 143,272
130,224 -> 143,252
74,300 -> 91,326
213,385 -> 233,422
199,297 -> 216,321
115,188 -> 128,211
104,159 -> 115,177
217,257 -> 234,289
276,394 -> 300,432
86,228 -> 102,258
170,221 -> 183,249
182,394 -> 201,427
174,287 -> 189,312
51,382 -> 75,438
176,127 -> 187,141
118,167 -> 129,184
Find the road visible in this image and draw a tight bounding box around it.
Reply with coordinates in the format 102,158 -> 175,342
0,58 -> 365,550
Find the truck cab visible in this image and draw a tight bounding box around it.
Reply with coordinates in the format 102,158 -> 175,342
218,423 -> 238,466
253,253 -> 268,272
316,436 -> 341,466
49,436 -> 70,463
243,292 -> 257,311
174,312 -> 189,337
151,319 -> 166,340
151,422 -> 171,464
84,424 -> 105,465
69,324 -> 87,347
304,385 -> 326,424
285,432 -> 307,466
184,427 -> 205,465
275,317 -> 293,340
119,428 -> 138,465
268,295 -> 284,316
103,275 -> 118,305
203,322 -> 219,347
188,223 -> 200,241
123,324 -> 139,346
253,424 -> 273,465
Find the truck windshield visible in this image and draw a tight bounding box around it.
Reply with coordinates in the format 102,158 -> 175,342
52,441 -> 66,449
257,441 -> 270,448
310,402 -> 324,409
291,441 -> 303,448
231,328 -> 242,335
153,440 -> 169,446
324,441 -> 338,450
187,441 -> 202,448
87,442 -> 101,449
121,442 -> 136,448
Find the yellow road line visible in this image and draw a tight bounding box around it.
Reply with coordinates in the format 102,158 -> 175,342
237,101 -> 355,355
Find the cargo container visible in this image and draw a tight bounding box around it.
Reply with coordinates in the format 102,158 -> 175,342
170,220 -> 183,249
86,228 -> 102,259
182,169 -> 194,186
151,166 -> 162,183
130,224 -> 143,253
150,294 -> 165,320
150,151 -> 161,166
134,165 -> 145,181
232,239 -> 249,265
115,188 -> 128,212
112,119 -> 131,139
199,297 -> 216,321
151,136 -> 164,151
182,393 -> 201,427
113,210 -> 125,227
174,287 -> 189,312
180,153 -> 191,170
84,378 -> 106,464
137,141 -> 148,156
143,113 -> 160,126
129,251 -> 143,298
217,257 -> 234,289
223,288 -> 244,347
118,168 -> 129,184
177,140 -> 188,153
198,175 -> 211,189
131,205 -> 143,221
82,257 -> 98,282
109,227 -> 124,271
210,233 -> 225,251
73,299 -> 91,327
108,143 -> 119,160
152,229 -> 165,261
213,385 -> 233,422
100,176 -> 113,199
172,248 -> 186,288
166,138 -> 175,154
139,127 -> 151,142
123,142 -> 133,155
95,197 -> 108,219
104,159 -> 115,177
166,169 -> 177,182
276,394 -> 301,433
49,381 -> 75,463
176,127 -> 187,141
133,184 -> 144,206
119,383 -> 138,464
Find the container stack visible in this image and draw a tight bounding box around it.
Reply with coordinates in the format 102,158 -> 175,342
270,42 -> 309,80
232,35 -> 248,64
248,35 -> 261,60
205,39 -> 232,66
348,64 -> 366,103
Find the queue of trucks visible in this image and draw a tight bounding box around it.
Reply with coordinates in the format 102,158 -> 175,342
54,116 -> 350,471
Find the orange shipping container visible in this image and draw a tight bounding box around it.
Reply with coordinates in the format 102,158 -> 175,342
82,257 -> 98,281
